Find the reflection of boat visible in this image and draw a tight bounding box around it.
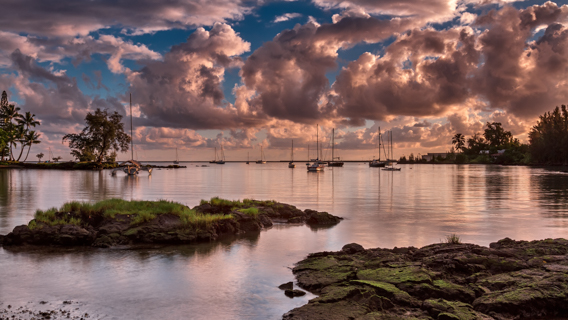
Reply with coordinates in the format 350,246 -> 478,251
216,144 -> 225,164
308,125 -> 325,172
369,127 -> 386,168
173,148 -> 179,164
288,140 -> 295,168
256,146 -> 266,164
328,128 -> 344,167
112,159 -> 153,176
382,130 -> 401,171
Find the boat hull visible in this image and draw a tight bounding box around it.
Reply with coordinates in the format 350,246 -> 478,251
369,161 -> 386,167
328,162 -> 344,167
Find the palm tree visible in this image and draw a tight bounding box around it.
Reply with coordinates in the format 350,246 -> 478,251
17,111 -> 40,130
13,125 -> 27,161
1,104 -> 23,126
452,133 -> 465,152
22,131 -> 41,161
36,152 -> 44,163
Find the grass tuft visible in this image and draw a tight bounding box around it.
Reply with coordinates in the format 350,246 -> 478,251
237,207 -> 259,217
444,234 -> 462,244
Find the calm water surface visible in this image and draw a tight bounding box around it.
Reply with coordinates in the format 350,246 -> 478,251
1,163 -> 568,319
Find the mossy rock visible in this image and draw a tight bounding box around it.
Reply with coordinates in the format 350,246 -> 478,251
351,280 -> 412,302
357,267 -> 434,285
423,299 -> 477,320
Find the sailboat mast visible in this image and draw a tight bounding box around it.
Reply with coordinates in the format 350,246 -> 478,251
130,93 -> 133,160
332,128 -> 334,161
378,127 -> 381,161
292,140 -> 294,161
316,124 -> 319,161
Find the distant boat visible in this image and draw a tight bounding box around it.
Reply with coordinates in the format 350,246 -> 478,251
216,144 -> 225,164
328,128 -> 344,167
112,94 -> 152,176
307,125 -> 324,172
210,147 -> 217,163
288,140 -> 296,168
382,130 -> 401,171
369,127 -> 386,168
246,151 -> 249,164
173,148 -> 179,164
256,146 -> 266,164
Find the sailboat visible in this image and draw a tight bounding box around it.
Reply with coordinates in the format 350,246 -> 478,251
216,144 -> 226,164
382,130 -> 401,171
288,140 -> 295,168
112,93 -> 152,176
173,148 -> 179,164
209,147 -> 217,163
246,152 -> 249,164
328,128 -> 344,167
256,146 -> 266,164
307,125 -> 325,172
369,127 -> 386,168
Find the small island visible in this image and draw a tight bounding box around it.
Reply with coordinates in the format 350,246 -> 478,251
0,198 -> 341,248
284,238 -> 568,320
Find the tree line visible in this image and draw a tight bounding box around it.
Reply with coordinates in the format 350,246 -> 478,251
400,104 -> 568,166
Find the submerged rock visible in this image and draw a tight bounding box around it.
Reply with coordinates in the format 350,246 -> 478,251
2,199 -> 342,248
284,238 -> 568,320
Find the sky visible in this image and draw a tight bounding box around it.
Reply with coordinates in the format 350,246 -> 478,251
1,0 -> 568,161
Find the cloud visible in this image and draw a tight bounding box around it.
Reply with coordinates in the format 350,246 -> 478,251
239,15 -> 415,125
0,0 -> 254,37
274,13 -> 302,23
128,23 -> 256,129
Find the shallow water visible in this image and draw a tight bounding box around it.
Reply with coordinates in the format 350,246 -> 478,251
1,163 -> 568,319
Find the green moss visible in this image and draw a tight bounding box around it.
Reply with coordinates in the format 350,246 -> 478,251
295,256 -> 341,271
351,280 -> 411,300
424,299 -> 477,320
313,285 -> 360,303
357,267 -> 434,285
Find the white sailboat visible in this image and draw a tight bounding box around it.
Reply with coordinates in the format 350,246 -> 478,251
256,146 -> 266,164
112,94 -> 152,176
369,127 -> 386,168
382,130 -> 401,171
216,144 -> 225,164
173,148 -> 179,164
307,125 -> 324,172
288,140 -> 295,168
328,128 -> 344,167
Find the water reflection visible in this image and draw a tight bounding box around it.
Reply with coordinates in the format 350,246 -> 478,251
2,164 -> 568,319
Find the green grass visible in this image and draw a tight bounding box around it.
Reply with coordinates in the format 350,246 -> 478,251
33,199 -> 233,227
237,207 -> 259,217
199,197 -> 278,208
444,234 -> 462,244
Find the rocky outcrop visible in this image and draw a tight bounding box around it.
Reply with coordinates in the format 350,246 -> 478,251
283,238 -> 568,320
2,200 -> 342,248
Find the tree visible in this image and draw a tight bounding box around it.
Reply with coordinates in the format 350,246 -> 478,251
17,111 -> 40,130
483,122 -> 512,147
22,131 -> 41,161
53,156 -> 62,162
36,152 -> 44,163
451,133 -> 465,152
62,108 -> 131,163
529,105 -> 568,164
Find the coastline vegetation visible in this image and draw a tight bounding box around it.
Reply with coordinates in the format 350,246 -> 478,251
399,104 -> 568,166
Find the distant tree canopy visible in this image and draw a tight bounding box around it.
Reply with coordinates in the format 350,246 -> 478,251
529,105 -> 568,165
63,108 -> 130,163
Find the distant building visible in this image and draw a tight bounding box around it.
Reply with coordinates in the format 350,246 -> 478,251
422,153 -> 448,161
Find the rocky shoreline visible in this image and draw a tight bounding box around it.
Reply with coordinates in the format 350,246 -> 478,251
284,238 -> 568,320
0,199 -> 342,248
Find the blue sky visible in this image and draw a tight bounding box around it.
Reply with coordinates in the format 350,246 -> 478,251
1,0 -> 567,161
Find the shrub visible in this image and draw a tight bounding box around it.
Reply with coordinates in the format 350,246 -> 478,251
444,234 -> 461,244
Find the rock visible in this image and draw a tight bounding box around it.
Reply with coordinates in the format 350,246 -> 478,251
278,282 -> 294,290
284,289 -> 306,297
3,199 -> 342,248
342,243 -> 365,254
285,238 -> 568,320
305,209 -> 342,225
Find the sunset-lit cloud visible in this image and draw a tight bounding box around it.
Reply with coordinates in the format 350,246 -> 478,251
1,1 -> 567,160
